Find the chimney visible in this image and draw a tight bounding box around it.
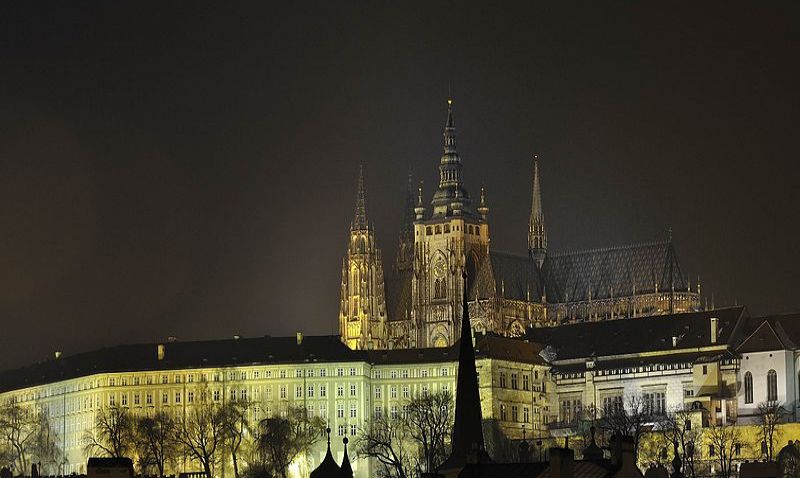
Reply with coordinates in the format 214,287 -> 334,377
157,344 -> 165,361
672,336 -> 678,347
548,447 -> 574,478
296,332 -> 304,345
710,317 -> 718,344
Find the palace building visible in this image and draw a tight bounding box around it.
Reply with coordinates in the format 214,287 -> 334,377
339,99 -> 702,351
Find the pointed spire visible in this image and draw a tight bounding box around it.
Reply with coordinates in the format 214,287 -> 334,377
528,154 -> 547,267
431,98 -> 472,217
352,164 -> 368,231
477,186 -> 489,219
339,437 -> 353,478
310,428 -> 340,478
440,275 -> 489,471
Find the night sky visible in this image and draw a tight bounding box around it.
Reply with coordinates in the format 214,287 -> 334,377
1,2 -> 798,371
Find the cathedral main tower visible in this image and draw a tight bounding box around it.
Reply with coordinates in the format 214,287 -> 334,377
410,99 -> 490,348
338,166 -> 387,350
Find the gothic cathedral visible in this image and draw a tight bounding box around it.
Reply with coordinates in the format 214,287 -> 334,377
339,100 -> 702,350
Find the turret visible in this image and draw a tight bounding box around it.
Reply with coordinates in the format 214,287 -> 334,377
528,154 -> 547,267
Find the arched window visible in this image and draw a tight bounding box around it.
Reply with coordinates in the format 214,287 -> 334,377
744,371 -> 753,404
767,369 -> 778,402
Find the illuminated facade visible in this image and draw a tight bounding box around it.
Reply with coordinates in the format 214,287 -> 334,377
0,334 -> 549,478
339,99 -> 702,350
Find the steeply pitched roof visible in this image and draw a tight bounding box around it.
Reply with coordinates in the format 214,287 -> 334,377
541,241 -> 689,303
734,312 -> 800,352
526,307 -> 746,362
472,251 -> 543,302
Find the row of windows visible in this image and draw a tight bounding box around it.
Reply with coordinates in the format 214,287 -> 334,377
423,223 -> 482,236
498,371 -> 535,391
743,370 -> 778,404
104,367 -> 364,388
499,404 -> 533,424
373,368 -> 450,379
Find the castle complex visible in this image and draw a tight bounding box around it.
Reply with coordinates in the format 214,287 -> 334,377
339,100 -> 702,350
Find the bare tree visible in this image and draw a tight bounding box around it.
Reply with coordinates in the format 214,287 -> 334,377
657,408 -> 700,478
83,406 -> 135,459
355,413 -> 413,478
29,408 -> 62,475
0,399 -> 36,473
251,407 -> 324,478
135,411 -> 179,476
405,390 -> 453,474
221,399 -> 251,478
705,420 -> 743,478
756,401 -> 788,461
599,394 -> 650,460
174,395 -> 227,478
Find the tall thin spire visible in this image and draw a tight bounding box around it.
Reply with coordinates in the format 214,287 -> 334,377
396,172 -> 416,270
528,154 -> 547,266
352,164 -> 368,231
431,98 -> 472,217
440,276 -> 490,472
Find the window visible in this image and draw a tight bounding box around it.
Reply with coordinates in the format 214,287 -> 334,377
280,370 -> 286,379
337,404 -> 344,418
643,391 -> 666,416
307,385 -> 314,398
374,406 -> 382,418
109,395 -> 115,406
603,396 -> 623,416
350,424 -> 357,436
523,375 -> 530,391
175,392 -> 181,404
350,384 -> 357,396
402,370 -> 409,379
231,389 -> 237,401
560,398 -> 582,424
402,386 -> 410,398
337,385 -> 344,397
744,372 -> 753,404
390,370 -> 398,379
161,375 -> 168,384
214,390 -> 220,402
280,386 -> 287,399
146,393 -> 152,405
265,387 -> 272,400
162,393 -> 168,404
422,385 -> 429,396
709,445 -> 715,457
768,369 -> 778,402
338,425 -> 345,437
295,369 -> 302,378
320,385 -> 327,398
511,373 -> 518,390
391,405 -> 398,419
499,372 -> 507,388
320,369 -> 327,377
421,369 -> 428,378
337,368 -> 344,377
390,386 -> 397,398
374,387 -> 382,399
121,394 -> 127,406
523,406 -> 530,423
349,368 -> 356,376
500,404 -> 507,421
441,368 -> 449,376
188,392 -> 194,403
702,365 -> 708,375
511,405 -> 519,422
295,386 -> 302,398
350,404 -> 357,418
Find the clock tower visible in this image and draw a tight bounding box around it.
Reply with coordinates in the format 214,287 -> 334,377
411,99 -> 490,348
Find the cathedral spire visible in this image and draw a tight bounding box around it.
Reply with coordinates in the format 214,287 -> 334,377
396,172 -> 416,270
528,154 -> 547,267
352,164 -> 368,231
431,98 -> 472,217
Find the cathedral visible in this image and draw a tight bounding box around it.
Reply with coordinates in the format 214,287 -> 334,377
338,99 -> 701,351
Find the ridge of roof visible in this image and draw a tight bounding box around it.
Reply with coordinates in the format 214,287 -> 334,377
547,239 -> 670,259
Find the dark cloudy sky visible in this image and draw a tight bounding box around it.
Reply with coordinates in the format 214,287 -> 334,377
1,2 -> 798,371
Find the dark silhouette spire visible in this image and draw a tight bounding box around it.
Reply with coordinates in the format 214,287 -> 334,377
528,154 -> 547,266
352,164 -> 368,231
439,276 -> 490,471
339,437 -> 353,478
310,428 -> 340,478
396,172 -> 416,270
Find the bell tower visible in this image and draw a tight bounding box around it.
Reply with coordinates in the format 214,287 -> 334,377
411,99 -> 490,348
339,165 -> 387,350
